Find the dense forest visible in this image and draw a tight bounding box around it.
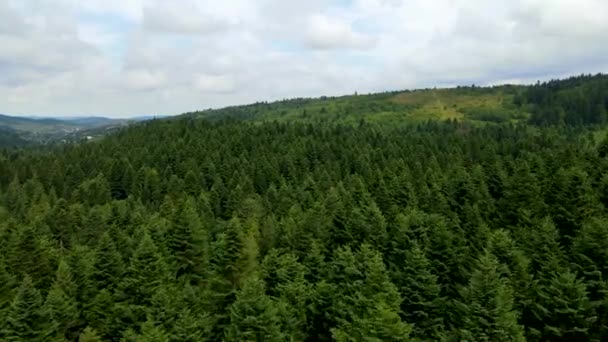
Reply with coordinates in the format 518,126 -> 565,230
2,75 -> 608,341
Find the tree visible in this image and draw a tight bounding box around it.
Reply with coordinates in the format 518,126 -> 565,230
572,218 -> 608,338
42,259 -> 80,341
166,197 -> 208,282
396,241 -> 445,339
1,276 -> 46,341
7,224 -> 55,289
224,275 -> 284,342
456,251 -> 525,342
78,327 -> 102,342
121,319 -> 170,342
261,249 -> 310,340
529,271 -> 596,341
116,232 -> 170,330
93,231 -> 125,291
326,244 -> 411,341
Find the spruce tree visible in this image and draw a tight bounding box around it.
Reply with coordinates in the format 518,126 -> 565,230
78,327 -> 102,342
224,275 -> 283,342
116,232 -> 169,330
1,276 -> 46,341
457,251 -> 525,342
530,271 -> 596,341
93,231 -> 125,291
396,241 -> 445,339
166,197 -> 208,282
327,244 -> 411,341
42,259 -> 80,341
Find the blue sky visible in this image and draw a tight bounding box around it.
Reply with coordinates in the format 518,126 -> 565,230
1,0 -> 607,117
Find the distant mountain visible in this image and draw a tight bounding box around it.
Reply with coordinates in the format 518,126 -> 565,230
0,114 -> 135,145
131,115 -> 171,121
0,126 -> 30,147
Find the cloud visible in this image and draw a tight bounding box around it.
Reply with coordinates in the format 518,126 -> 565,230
194,74 -> 237,93
143,2 -> 234,34
0,0 -> 607,117
305,14 -> 376,50
124,69 -> 166,90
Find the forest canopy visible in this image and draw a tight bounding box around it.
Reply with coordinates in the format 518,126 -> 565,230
2,75 -> 608,341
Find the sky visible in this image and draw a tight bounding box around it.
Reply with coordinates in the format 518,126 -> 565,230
1,0 -> 607,118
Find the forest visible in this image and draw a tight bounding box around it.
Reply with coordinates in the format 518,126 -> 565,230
1,74 -> 608,341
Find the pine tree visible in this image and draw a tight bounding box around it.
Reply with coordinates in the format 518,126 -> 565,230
42,286 -> 80,341
7,224 -> 55,289
396,241 -> 445,339
149,283 -> 210,341
166,197 -> 208,282
326,244 -> 411,341
261,249 -> 310,340
224,275 -> 284,342
0,259 -> 17,317
121,319 -> 170,342
529,270 -> 596,341
116,232 -> 169,330
85,289 -> 117,339
1,276 -> 46,341
42,259 -> 80,341
93,231 -> 125,291
78,327 -> 102,342
486,229 -> 531,313
456,251 -> 525,342
572,217 -> 608,339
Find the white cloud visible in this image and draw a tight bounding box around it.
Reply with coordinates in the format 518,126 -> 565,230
143,2 -> 234,34
124,69 -> 166,90
194,74 -> 237,93
0,0 -> 607,117
305,14 -> 376,50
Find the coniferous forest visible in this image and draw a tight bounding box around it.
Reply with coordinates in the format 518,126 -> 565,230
2,75 -> 608,341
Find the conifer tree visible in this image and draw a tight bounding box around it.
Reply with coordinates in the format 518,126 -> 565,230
396,241 -> 445,339
7,224 -> 55,289
85,289 -> 117,340
1,276 -> 46,341
224,275 -> 284,342
42,259 -> 80,341
93,231 -> 125,291
117,232 -> 169,330
78,327 -> 102,342
327,244 -> 411,341
529,271 -> 596,341
166,197 -> 208,282
456,251 -> 525,342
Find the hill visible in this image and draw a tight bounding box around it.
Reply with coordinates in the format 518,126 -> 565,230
0,114 -> 133,145
184,73 -> 608,128
185,84 -> 528,125
0,126 -> 30,147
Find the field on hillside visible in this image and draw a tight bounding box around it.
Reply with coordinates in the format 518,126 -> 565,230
190,85 -> 529,126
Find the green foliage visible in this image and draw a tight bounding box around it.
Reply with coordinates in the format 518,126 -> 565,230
456,252 -> 525,342
1,276 -> 46,341
529,271 -> 596,341
78,327 -> 103,342
224,275 -> 284,342
522,74 -> 608,125
326,244 -> 411,341
2,84 -> 608,340
396,241 -> 445,339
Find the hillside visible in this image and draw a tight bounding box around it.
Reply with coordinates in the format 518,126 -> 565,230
0,114 -> 135,145
1,74 -> 608,341
0,126 -> 30,148
186,84 -> 528,125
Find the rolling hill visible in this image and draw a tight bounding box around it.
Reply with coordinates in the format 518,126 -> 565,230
184,84 -> 529,125
0,114 -> 134,145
